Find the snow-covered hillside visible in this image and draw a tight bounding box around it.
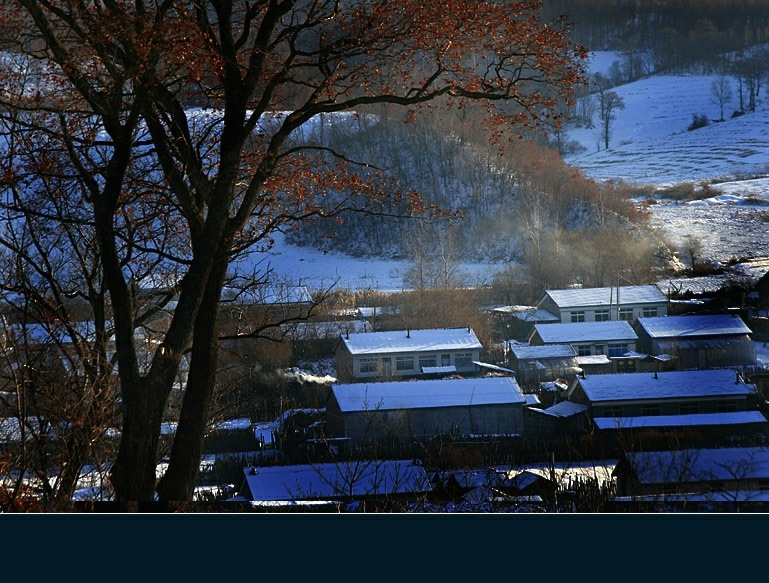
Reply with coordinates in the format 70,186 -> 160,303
564,51 -> 769,186
250,51 -> 769,291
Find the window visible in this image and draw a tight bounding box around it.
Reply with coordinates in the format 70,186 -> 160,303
642,307 -> 658,317
618,308 -> 634,321
455,353 -> 473,368
758,480 -> 769,491
359,358 -> 378,373
577,345 -> 592,357
641,405 -> 661,416
717,401 -> 738,413
602,406 -> 622,417
570,311 -> 585,323
396,356 -> 414,371
607,343 -> 629,357
595,309 -> 610,322
419,355 -> 437,369
441,354 -> 451,367
679,403 -> 700,415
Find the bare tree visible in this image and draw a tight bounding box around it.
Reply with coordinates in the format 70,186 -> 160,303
710,76 -> 733,121
681,235 -> 704,269
599,90 -> 625,150
1,1 -> 586,503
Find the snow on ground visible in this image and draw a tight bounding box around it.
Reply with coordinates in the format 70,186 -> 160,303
234,51 -> 769,293
565,51 -> 769,186
230,229 -> 502,293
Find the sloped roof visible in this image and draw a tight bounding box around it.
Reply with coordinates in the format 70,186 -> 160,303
635,314 -> 752,338
532,320 -> 638,344
330,376 -> 525,413
618,446 -> 769,485
593,410 -> 768,430
511,309 -> 560,323
529,400 -> 589,418
241,459 -> 432,501
542,285 -> 667,309
510,344 -> 577,360
575,369 -> 756,402
339,327 -> 483,355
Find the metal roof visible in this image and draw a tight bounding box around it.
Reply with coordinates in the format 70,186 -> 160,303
241,460 -> 432,501
331,376 -> 525,412
636,313 -> 752,338
533,320 -> 638,344
620,446 -> 769,485
510,344 -> 577,360
594,410 -> 768,430
339,327 -> 483,355
575,369 -> 756,402
543,285 -> 667,308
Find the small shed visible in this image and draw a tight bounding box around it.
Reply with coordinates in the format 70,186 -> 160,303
507,343 -> 581,389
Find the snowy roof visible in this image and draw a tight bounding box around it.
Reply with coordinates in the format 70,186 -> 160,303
472,361 -> 515,374
593,410 -> 768,430
330,376 -> 525,413
619,446 -> 769,485
576,355 -> 613,365
635,314 -> 752,338
532,321 -> 638,344
421,365 -> 456,374
240,459 -> 432,502
511,309 -> 559,323
575,369 -> 756,403
339,327 -> 483,355
542,285 -> 667,308
510,344 -> 577,360
529,400 -> 589,418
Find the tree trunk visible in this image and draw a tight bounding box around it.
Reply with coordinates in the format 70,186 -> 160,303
155,258 -> 228,502
109,378 -> 171,502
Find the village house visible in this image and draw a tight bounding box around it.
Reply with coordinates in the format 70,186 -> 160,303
612,446 -> 769,501
527,320 -> 639,372
535,284 -> 668,324
334,327 -> 483,382
566,368 -> 759,418
325,376 -> 526,447
563,368 -> 767,451
230,459 -> 433,505
632,313 -> 756,370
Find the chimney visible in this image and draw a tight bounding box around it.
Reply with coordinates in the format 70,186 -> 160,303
406,329 -> 410,338
654,371 -> 658,379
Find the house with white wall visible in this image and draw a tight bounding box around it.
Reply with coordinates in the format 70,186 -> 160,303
536,284 -> 668,324
334,327 -> 483,382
